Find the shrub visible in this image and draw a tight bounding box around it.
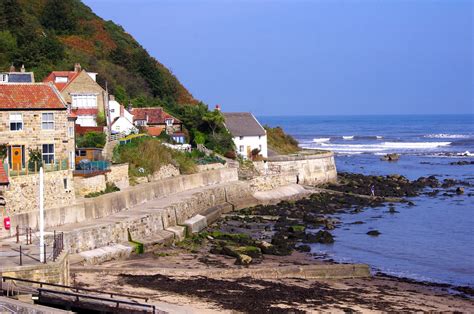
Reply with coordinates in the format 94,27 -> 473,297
28,148 -> 43,171
85,183 -> 120,198
76,131 -> 106,148
224,151 -> 237,159
264,125 -> 300,155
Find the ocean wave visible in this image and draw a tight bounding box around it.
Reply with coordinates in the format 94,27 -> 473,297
342,136 -> 354,140
425,134 -> 471,139
305,141 -> 452,153
313,137 -> 331,143
376,136 -> 383,140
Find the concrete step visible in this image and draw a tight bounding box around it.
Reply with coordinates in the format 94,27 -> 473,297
77,244 -> 133,265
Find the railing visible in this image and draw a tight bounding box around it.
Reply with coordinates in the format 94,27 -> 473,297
0,277 -> 156,313
73,160 -> 111,177
52,231 -> 64,261
4,159 -> 72,178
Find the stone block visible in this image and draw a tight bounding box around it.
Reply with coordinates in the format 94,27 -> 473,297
182,214 -> 207,235
166,225 -> 186,241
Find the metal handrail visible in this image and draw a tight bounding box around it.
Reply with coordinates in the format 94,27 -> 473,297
37,288 -> 156,313
0,276 -> 149,302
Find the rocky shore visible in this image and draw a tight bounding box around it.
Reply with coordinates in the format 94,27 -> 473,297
73,172 -> 474,312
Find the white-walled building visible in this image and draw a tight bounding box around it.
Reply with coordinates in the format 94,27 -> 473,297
223,112 -> 267,159
108,95 -> 137,135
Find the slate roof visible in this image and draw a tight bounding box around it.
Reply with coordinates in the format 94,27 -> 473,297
43,71 -> 80,91
130,107 -> 181,125
0,83 -> 67,110
0,161 -> 9,186
223,112 -> 266,137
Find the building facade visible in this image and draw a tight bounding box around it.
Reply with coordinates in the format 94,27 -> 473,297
0,83 -> 75,170
44,63 -> 106,127
223,112 -> 268,159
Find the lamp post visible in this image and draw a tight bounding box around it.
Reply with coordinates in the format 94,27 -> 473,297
39,167 -> 44,263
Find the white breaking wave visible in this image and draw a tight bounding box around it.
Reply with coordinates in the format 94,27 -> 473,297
313,138 -> 331,143
307,141 -> 452,153
424,133 -> 470,139
342,136 -> 354,140
376,136 -> 383,139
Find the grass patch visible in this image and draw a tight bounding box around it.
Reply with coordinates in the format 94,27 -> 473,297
84,183 -> 120,198
264,125 -> 300,155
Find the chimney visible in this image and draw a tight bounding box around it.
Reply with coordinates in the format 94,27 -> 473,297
9,64 -> 16,72
120,105 -> 124,117
74,63 -> 82,72
109,94 -> 115,101
128,103 -> 133,112
20,64 -> 25,73
145,114 -> 149,124
215,104 -> 221,111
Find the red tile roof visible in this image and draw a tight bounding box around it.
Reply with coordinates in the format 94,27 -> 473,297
0,161 -> 9,186
75,125 -> 104,135
72,108 -> 98,116
43,71 -> 80,91
146,126 -> 166,136
0,83 -> 67,110
130,107 -> 181,125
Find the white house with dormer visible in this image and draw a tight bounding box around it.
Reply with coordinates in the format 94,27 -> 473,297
108,95 -> 137,135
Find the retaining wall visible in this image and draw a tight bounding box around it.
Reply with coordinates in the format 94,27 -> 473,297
9,168 -> 239,234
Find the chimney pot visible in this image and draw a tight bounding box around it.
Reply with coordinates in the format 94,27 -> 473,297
20,64 -> 25,73
109,94 -> 115,101
74,63 -> 82,72
9,64 -> 16,72
215,104 -> 221,111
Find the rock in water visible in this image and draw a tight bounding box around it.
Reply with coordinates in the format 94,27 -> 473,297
381,153 -> 400,161
305,230 -> 335,244
367,230 -> 381,236
456,187 -> 465,195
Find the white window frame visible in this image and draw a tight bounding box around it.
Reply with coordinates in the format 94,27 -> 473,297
9,113 -> 23,131
71,94 -> 97,109
0,74 -> 9,82
165,119 -> 174,126
68,126 -> 74,137
42,113 -> 54,130
239,145 -> 244,153
42,144 -> 55,164
55,76 -> 68,83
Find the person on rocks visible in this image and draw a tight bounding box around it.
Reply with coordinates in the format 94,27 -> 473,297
370,184 -> 375,197
263,160 -> 269,175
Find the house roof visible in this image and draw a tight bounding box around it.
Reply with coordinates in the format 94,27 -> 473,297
0,83 -> 67,110
130,107 -> 181,124
223,112 -> 266,137
43,71 -> 81,91
0,161 -> 9,186
72,108 -> 98,116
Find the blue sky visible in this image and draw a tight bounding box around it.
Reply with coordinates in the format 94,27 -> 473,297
83,0 -> 473,116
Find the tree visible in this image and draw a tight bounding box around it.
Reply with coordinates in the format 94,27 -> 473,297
76,132 -> 106,148
40,0 -> 78,34
203,109 -> 225,136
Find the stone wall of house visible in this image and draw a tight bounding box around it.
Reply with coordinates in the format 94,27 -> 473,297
74,175 -> 106,197
0,251 -> 69,285
105,164 -> 129,190
0,110 -> 75,167
3,170 -> 74,216
253,152 -> 337,186
61,70 -> 106,113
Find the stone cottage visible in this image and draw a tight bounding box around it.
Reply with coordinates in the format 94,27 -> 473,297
44,63 -> 106,127
0,83 -> 76,171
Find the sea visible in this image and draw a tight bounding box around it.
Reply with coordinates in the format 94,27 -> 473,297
259,114 -> 474,287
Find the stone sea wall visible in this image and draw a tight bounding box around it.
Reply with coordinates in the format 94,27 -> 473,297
9,168 -> 240,233
74,164 -> 130,197
254,152 -> 337,186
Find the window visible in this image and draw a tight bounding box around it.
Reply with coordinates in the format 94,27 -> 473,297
136,120 -> 146,126
71,94 -> 97,108
0,74 -> 8,82
68,126 -> 74,137
63,178 -> 68,190
239,136 -> 243,140
239,145 -> 244,153
55,76 -> 68,83
42,144 -> 54,164
165,119 -> 174,126
259,144 -> 262,151
9,113 -> 23,131
76,150 -> 86,157
42,113 -> 54,130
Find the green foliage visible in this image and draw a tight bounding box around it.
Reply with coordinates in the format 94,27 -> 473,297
40,0 -> 78,34
0,31 -> 17,66
27,148 -> 43,171
96,111 -> 106,126
193,131 -> 206,145
85,183 -> 120,198
203,109 -> 225,136
0,144 -> 7,160
76,131 -> 106,148
264,125 -> 301,155
113,137 -> 197,177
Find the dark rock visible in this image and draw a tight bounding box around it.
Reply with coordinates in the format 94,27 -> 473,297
381,153 -> 400,161
304,230 -> 334,244
367,230 -> 381,236
296,244 -> 311,252
450,160 -> 474,166
456,187 -> 465,195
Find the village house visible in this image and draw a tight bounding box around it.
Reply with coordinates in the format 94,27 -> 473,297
0,83 -> 76,170
108,95 -> 137,135
0,65 -> 35,83
43,63 -> 106,128
223,112 -> 268,159
130,107 -> 185,143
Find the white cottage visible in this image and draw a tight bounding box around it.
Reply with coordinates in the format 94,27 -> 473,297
108,95 -> 137,135
223,112 -> 267,159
